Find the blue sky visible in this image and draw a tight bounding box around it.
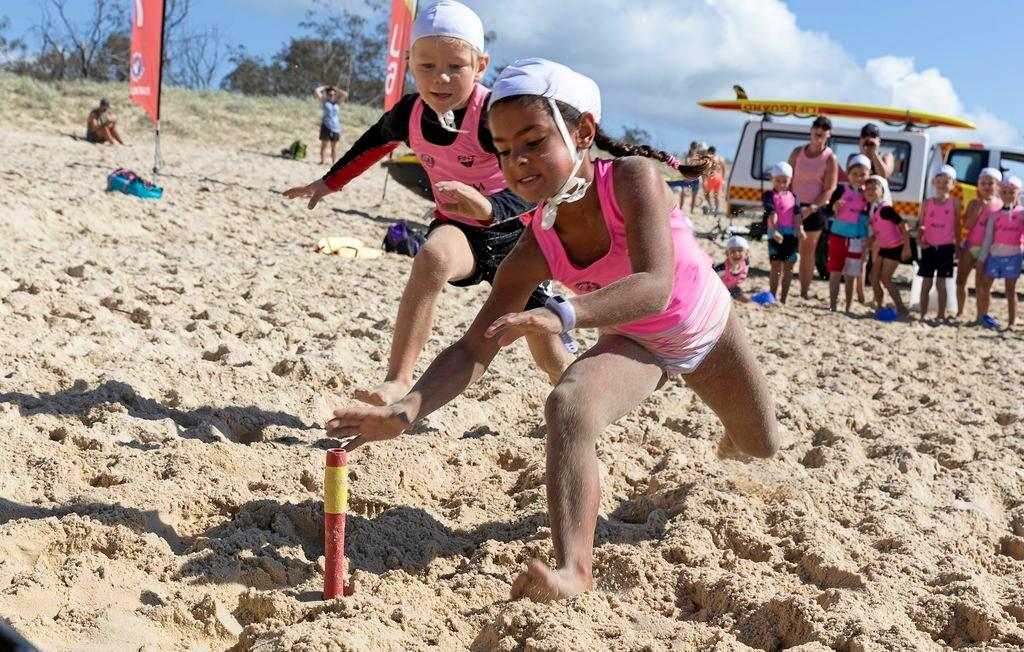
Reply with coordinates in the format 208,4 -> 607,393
5,1 -> 1021,153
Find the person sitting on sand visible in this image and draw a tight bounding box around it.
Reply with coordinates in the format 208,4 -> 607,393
327,59 -> 779,603
715,235 -> 750,302
315,85 -> 348,165
86,99 -> 124,145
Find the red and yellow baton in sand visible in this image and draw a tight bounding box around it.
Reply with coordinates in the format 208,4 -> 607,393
324,449 -> 352,598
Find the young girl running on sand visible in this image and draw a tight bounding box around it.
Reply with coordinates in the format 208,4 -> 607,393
327,59 -> 780,603
866,175 -> 911,315
763,162 -> 797,303
824,155 -> 870,313
956,167 -> 1003,319
916,166 -> 960,321
283,1 -> 571,405
975,176 -> 1023,329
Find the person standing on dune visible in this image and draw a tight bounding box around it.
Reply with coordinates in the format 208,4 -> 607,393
315,85 -> 348,165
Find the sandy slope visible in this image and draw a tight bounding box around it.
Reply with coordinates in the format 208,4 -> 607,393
1,75 -> 1023,651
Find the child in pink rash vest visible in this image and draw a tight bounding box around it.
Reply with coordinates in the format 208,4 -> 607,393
916,165 -> 960,321
282,1 -> 571,406
325,58 -> 780,605
974,176 -> 1023,329
716,236 -> 750,302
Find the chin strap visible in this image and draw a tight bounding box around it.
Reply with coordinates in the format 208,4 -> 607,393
437,109 -> 460,133
539,97 -> 592,230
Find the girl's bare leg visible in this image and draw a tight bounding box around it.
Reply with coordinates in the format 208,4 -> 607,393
828,272 -> 841,312
976,271 -> 993,320
319,140 -> 329,165
683,311 -> 780,459
354,225 -> 475,406
330,141 -> 339,163
781,263 -> 794,304
526,333 -> 573,385
108,123 -> 124,145
956,251 -> 975,317
881,260 -> 906,313
935,277 -> 948,320
770,262 -> 781,298
920,277 -> 933,320
511,335 -> 665,603
798,231 -> 821,298
856,264 -> 866,303
1007,278 -> 1018,327
844,276 -> 855,313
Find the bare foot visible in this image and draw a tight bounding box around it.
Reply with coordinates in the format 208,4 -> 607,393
510,560 -> 592,603
353,380 -> 411,407
716,435 -> 754,461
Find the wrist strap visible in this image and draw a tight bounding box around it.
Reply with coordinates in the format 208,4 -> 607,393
545,296 -> 576,333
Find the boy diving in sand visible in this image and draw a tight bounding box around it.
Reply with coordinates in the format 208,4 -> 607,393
284,1 -> 572,406
327,59 -> 780,603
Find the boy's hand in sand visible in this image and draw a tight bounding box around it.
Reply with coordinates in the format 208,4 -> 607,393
434,181 -> 493,221
485,308 -> 562,347
327,405 -> 412,451
283,179 -> 333,210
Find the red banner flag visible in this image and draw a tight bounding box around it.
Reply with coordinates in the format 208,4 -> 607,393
383,0 -> 416,111
129,0 -> 165,124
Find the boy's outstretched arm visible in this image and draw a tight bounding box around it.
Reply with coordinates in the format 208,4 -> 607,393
328,231 -> 551,450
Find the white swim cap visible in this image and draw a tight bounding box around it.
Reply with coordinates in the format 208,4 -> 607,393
489,58 -> 602,122
411,1 -> 485,53
979,167 -> 1003,182
847,154 -> 871,170
769,162 -> 793,178
935,164 -> 957,180
866,174 -> 892,205
727,235 -> 749,250
1003,175 -> 1023,190
489,59 -> 602,231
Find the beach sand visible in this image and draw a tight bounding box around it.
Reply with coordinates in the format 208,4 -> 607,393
1,74 -> 1023,651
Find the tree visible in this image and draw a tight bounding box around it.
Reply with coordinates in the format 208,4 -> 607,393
169,27 -> 226,90
45,0 -> 127,79
0,15 -> 27,65
621,125 -> 653,147
221,0 -> 388,103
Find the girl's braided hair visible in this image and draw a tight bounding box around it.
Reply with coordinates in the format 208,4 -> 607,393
490,95 -> 717,180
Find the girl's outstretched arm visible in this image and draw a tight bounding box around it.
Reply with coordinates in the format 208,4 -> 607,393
328,231 -> 551,449
514,157 -> 675,332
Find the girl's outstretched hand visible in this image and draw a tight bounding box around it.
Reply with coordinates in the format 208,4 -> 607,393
485,308 -> 562,347
434,181 -> 493,221
283,179 -> 332,210
328,404 -> 412,451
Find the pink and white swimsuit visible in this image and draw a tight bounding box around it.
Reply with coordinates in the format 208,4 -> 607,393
409,83 -> 508,227
718,260 -> 749,290
531,159 -> 731,375
982,205 -> 1024,259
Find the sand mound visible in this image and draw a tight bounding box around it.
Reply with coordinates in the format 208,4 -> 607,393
2,75 -> 1023,651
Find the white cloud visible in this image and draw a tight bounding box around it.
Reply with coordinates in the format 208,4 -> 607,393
468,0 -> 1019,154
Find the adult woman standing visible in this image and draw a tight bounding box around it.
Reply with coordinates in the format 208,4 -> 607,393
788,116 -> 838,298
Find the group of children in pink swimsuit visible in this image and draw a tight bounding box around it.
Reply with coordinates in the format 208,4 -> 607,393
739,156 -> 1023,328
283,0 -> 780,604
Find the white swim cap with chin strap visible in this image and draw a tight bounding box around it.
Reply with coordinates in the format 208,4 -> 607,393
412,1 -> 486,132
489,58 -> 602,229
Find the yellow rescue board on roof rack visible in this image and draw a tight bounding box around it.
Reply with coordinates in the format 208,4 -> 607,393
698,99 -> 975,130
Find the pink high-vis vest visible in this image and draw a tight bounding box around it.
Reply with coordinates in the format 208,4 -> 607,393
408,83 -> 508,226
792,145 -> 834,204
870,205 -> 903,249
967,197 -> 1004,248
991,205 -> 1024,253
835,184 -> 867,226
772,191 -> 796,229
921,197 -> 956,247
531,158 -> 725,338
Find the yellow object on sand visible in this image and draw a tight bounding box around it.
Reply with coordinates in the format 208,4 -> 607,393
315,236 -> 382,259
